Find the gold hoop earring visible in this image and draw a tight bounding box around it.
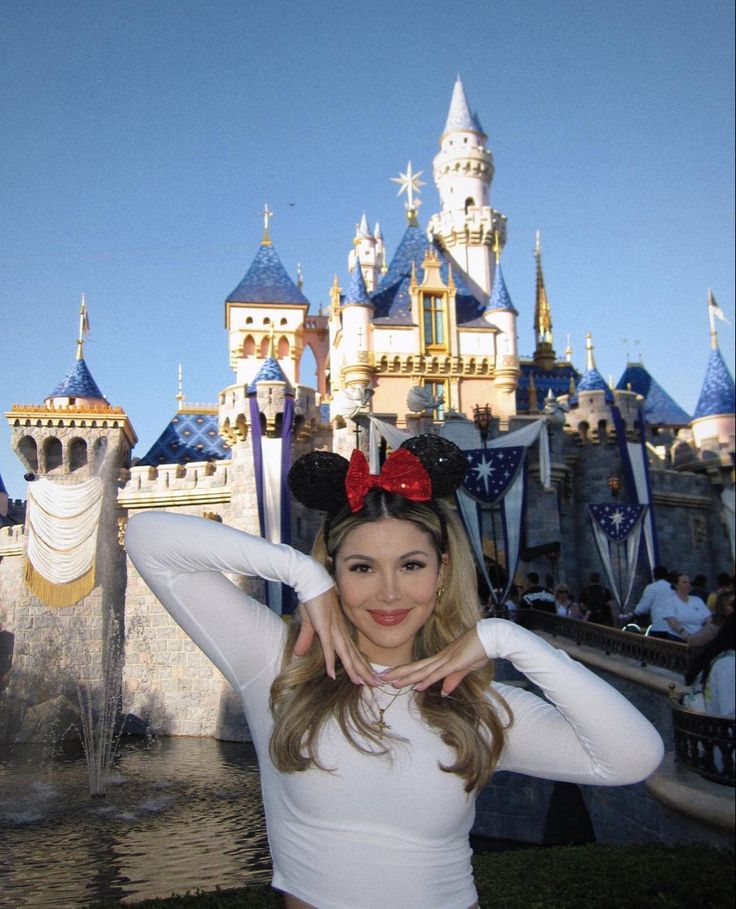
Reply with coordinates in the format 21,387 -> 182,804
436,585 -> 445,604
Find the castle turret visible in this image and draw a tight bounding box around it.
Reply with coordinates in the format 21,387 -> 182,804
348,213 -> 385,292
690,291 -> 735,452
428,76 -> 506,300
483,234 -> 520,417
332,257 -> 375,420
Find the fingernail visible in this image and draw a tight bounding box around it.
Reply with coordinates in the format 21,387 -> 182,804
440,690 -> 448,698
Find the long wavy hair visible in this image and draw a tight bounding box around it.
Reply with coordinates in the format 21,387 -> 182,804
269,489 -> 511,792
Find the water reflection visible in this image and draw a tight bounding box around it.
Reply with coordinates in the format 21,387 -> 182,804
0,737 -> 271,908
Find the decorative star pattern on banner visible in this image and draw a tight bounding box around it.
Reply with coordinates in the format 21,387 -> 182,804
463,446 -> 525,504
588,504 -> 645,542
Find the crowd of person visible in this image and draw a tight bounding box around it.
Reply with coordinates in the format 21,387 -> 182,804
502,567 -> 734,719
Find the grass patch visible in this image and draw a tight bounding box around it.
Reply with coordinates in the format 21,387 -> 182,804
89,843 -> 734,909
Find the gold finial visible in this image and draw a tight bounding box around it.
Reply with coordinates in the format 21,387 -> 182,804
492,230 -> 501,264
268,322 -> 276,358
528,371 -> 538,412
296,262 -> 303,290
569,375 -> 576,395
262,203 -> 273,246
585,332 -> 596,371
330,273 -> 341,310
565,333 -> 572,362
177,363 -> 184,410
76,293 -> 90,360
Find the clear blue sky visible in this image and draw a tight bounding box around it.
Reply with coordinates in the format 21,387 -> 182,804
2,0 -> 734,497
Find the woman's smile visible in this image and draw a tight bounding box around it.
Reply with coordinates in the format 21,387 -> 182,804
368,609 -> 412,626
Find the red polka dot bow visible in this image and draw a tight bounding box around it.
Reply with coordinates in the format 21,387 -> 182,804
345,448 -> 433,512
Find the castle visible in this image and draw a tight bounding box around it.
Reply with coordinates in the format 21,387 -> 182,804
0,78 -> 733,742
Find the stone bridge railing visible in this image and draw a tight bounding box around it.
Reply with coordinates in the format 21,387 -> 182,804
514,609 -> 690,674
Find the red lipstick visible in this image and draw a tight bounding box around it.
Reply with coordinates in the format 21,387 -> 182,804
368,610 -> 411,626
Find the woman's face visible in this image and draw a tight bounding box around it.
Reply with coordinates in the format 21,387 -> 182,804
676,575 -> 691,597
333,517 -> 445,666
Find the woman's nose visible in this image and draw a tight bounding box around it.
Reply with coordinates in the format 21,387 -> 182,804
377,573 -> 400,602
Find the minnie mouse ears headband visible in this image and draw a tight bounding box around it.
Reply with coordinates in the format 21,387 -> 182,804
287,434 -> 467,516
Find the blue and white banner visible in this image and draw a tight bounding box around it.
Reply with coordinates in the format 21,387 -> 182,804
610,405 -> 659,576
463,446 -> 525,504
249,394 -> 294,614
588,503 -> 646,611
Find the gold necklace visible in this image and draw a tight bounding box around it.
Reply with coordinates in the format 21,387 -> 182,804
368,686 -> 410,738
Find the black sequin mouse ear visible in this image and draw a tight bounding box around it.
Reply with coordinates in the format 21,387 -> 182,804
399,434 -> 467,498
287,451 -> 350,515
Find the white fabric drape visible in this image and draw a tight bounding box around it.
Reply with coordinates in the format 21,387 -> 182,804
261,437 -> 284,614
25,477 -> 104,606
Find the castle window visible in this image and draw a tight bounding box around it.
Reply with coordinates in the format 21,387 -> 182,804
422,293 -> 447,353
44,437 -> 63,472
280,318 -> 288,326
246,316 -> 253,324
69,438 -> 88,471
19,436 -> 38,473
244,335 -> 256,357
422,380 -> 446,419
464,197 -> 475,213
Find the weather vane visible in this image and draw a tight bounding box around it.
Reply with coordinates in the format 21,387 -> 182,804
262,203 -> 273,245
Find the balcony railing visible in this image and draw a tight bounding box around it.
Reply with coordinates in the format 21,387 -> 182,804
514,609 -> 690,675
671,700 -> 735,787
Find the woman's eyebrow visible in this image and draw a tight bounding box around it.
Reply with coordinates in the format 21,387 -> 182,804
342,549 -> 430,561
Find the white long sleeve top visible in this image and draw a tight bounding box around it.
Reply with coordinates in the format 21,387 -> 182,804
125,512 -> 664,909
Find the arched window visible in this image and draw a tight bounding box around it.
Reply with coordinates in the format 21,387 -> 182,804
243,335 -> 256,357
44,437 -> 63,472
69,438 -> 88,471
464,197 -> 475,213
19,436 -> 38,472
259,336 -> 270,358
277,335 -> 289,358
93,437 -> 108,471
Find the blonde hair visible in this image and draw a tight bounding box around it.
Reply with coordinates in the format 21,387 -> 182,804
269,490 -> 511,792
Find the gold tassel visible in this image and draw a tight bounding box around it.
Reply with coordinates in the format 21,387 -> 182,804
24,559 -> 96,608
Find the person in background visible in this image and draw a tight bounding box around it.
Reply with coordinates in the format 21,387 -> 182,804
650,572 -> 710,642
519,572 -> 556,613
685,589 -> 735,650
706,572 -> 734,613
690,574 -> 708,603
683,611 -> 735,716
620,565 -> 670,631
579,572 -> 615,626
553,584 -> 584,620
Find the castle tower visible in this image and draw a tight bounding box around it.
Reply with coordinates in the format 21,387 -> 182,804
224,207 -> 311,390
483,234 -> 520,420
428,76 -> 507,301
2,299 -> 137,735
690,291 -> 736,452
533,232 -> 556,372
348,213 -> 385,292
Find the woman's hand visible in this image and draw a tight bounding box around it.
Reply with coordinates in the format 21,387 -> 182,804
379,625 -> 489,696
293,587 -> 380,687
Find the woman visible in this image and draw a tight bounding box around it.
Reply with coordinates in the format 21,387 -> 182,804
683,610 -> 735,716
553,584 -> 584,619
651,572 -> 711,642
685,588 -> 735,649
126,435 -> 663,909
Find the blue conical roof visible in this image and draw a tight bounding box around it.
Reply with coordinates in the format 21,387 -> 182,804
443,76 -> 484,135
693,347 -> 736,419
485,262 -> 518,314
47,358 -> 107,401
227,243 -> 310,306
616,363 -> 691,426
247,356 -> 293,394
137,408 -> 230,467
370,224 -> 484,325
344,261 -> 372,307
573,366 -> 614,404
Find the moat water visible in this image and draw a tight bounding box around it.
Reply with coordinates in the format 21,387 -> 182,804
0,736 -> 271,908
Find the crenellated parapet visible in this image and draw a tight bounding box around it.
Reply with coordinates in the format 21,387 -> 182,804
118,460 -> 231,510
0,523 -> 25,557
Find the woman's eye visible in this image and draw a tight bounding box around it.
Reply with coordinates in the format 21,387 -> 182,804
402,561 -> 426,572
349,563 -> 372,573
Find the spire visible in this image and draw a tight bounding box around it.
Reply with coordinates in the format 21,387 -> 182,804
585,332 -> 596,371
261,203 -> 273,246
344,256 -> 372,307
534,232 -> 552,347
443,75 -> 484,135
572,332 -> 614,403
693,346 -> 736,420
565,333 -> 572,363
177,363 -> 184,410
296,262 -> 303,291
532,232 -> 555,371
76,293 -> 90,360
485,236 -> 517,314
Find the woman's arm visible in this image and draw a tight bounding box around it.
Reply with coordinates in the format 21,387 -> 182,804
381,619 -> 664,786
125,512 -> 375,690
